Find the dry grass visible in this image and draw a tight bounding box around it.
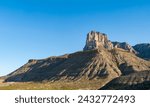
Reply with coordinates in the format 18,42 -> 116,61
0,79 -> 104,90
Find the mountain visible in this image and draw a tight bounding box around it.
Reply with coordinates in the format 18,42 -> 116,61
99,70 -> 150,90
5,49 -> 121,85
4,31 -> 150,89
133,43 -> 150,60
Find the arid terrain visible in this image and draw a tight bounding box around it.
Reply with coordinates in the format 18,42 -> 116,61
1,31 -> 150,90
0,79 -> 103,90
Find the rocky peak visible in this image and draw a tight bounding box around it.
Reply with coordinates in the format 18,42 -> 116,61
83,31 -> 113,51
112,42 -> 137,54
83,31 -> 138,54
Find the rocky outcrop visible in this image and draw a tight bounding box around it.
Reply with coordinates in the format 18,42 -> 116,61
112,42 -> 137,54
83,31 -> 113,51
133,43 -> 150,60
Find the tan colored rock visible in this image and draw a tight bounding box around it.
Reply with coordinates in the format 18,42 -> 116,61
112,42 -> 137,54
83,31 -> 113,51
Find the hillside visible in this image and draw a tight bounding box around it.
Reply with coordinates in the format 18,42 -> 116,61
99,70 -> 150,90
133,43 -> 150,60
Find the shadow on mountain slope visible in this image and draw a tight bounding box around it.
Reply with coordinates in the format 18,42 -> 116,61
99,70 -> 150,90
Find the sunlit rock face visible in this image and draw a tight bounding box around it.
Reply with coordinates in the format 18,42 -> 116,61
83,31 -> 113,51
112,42 -> 137,54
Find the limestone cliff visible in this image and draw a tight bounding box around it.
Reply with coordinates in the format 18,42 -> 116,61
83,31 -> 113,51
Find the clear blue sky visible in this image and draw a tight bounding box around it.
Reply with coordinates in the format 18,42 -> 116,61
0,0 -> 150,76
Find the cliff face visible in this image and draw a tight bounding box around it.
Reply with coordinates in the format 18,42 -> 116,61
83,31 -> 113,51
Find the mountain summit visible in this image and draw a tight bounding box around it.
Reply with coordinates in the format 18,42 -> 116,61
4,31 -> 150,90
83,31 -> 137,54
83,31 -> 113,51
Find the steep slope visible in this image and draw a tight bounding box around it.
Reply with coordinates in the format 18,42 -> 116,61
110,48 -> 150,75
99,70 -> 150,90
133,43 -> 150,60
